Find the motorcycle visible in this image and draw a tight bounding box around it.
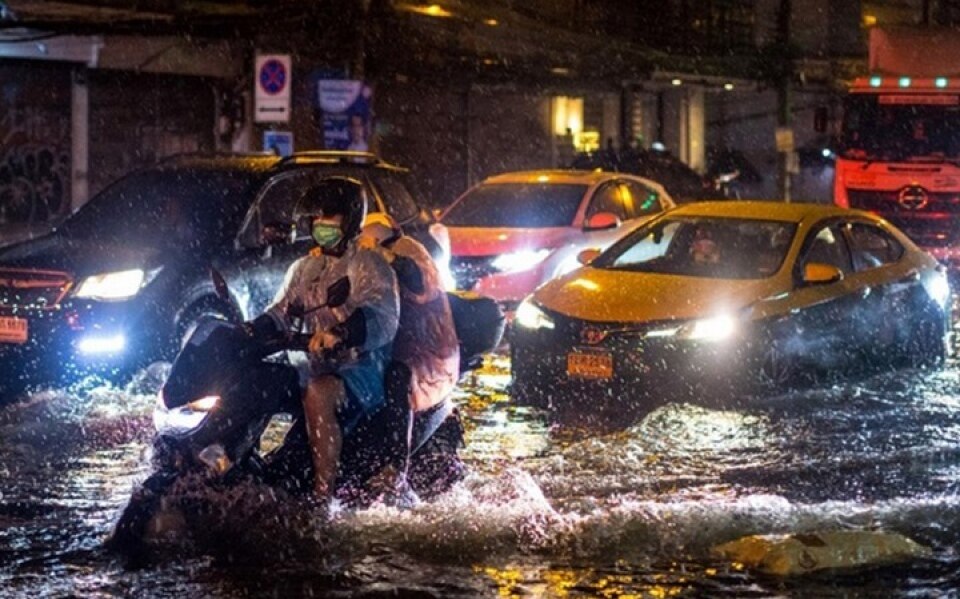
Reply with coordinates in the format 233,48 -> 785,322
108,270 -> 504,555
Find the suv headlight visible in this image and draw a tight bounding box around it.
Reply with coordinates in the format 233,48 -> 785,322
516,298 -> 555,330
74,268 -> 159,301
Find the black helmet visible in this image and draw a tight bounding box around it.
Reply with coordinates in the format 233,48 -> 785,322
294,177 -> 367,254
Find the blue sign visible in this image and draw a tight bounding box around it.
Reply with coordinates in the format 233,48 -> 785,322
263,131 -> 294,157
317,80 -> 373,151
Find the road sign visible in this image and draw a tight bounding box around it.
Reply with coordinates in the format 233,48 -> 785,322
255,54 -> 291,123
263,130 -> 294,157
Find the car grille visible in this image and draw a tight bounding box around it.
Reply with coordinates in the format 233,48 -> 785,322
847,189 -> 960,214
450,256 -> 499,291
847,189 -> 960,247
0,268 -> 72,310
547,309 -> 669,349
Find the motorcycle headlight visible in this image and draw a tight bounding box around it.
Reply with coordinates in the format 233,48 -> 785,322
516,298 -> 555,330
74,268 -> 157,301
492,249 -> 551,274
187,395 -> 219,412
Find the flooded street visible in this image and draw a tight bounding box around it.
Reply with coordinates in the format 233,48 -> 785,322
5,353 -> 960,597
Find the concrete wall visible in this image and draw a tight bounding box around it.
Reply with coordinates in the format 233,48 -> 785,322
705,86 -> 835,202
0,60 -> 73,228
375,81 -> 557,207
87,70 -> 216,196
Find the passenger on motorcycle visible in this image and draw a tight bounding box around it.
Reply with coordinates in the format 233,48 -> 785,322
263,178 -> 400,501
358,213 -> 460,413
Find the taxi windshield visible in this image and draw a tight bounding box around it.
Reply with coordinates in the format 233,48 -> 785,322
595,216 -> 797,279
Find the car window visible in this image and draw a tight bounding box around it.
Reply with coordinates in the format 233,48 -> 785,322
803,224 -> 853,274
848,222 -> 904,270
62,169 -> 254,249
442,183 -> 587,228
600,216 -> 796,279
240,171 -> 373,246
369,174 -> 419,223
588,181 -> 627,220
620,180 -> 663,218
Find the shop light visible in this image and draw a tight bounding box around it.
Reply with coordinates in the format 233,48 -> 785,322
484,18 -> 498,26
936,77 -> 949,88
671,78 -> 682,86
723,83 -> 734,91
869,76 -> 882,87
899,77 -> 911,88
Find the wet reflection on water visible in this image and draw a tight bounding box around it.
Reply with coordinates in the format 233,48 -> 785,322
4,348 -> 960,597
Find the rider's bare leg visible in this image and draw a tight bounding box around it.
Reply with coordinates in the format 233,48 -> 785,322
303,375 -> 346,499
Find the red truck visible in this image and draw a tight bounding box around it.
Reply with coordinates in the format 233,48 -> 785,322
835,27 -> 960,266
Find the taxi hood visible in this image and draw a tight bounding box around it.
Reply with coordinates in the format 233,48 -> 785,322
447,227 -> 575,257
534,266 -> 783,323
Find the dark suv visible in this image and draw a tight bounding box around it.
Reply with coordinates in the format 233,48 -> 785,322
0,151 -> 449,397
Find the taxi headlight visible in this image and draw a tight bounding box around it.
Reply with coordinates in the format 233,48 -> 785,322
492,249 -> 550,273
677,314 -> 738,342
926,271 -> 951,308
74,268 -> 155,301
516,298 -> 555,330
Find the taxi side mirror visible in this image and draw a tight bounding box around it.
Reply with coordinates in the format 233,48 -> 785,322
583,212 -> 620,231
802,262 -> 843,285
577,248 -> 602,265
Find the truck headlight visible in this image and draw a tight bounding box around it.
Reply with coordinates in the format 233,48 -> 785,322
492,249 -> 550,273
516,298 -> 555,330
74,268 -> 159,301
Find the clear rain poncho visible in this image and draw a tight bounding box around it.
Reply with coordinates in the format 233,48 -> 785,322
266,243 -> 399,428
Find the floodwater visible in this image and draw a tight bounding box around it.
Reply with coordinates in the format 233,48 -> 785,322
5,350 -> 960,597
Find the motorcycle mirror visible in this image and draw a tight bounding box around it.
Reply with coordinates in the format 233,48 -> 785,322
326,276 -> 351,308
211,268 -> 230,302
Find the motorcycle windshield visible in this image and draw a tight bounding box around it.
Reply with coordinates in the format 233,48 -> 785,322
163,319 -> 247,409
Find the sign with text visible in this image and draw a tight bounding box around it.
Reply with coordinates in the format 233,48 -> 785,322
317,79 -> 372,151
255,54 -> 291,123
775,127 -> 795,153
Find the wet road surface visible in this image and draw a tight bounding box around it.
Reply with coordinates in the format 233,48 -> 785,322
4,352 -> 960,597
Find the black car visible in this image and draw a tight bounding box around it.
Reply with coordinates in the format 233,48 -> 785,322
0,151 -> 449,397
571,148 -> 728,202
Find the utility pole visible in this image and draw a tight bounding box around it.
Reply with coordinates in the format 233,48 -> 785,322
776,0 -> 793,202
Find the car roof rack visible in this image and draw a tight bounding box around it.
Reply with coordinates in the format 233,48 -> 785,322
278,151 -> 382,166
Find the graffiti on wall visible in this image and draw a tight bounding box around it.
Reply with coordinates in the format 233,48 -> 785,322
0,106 -> 71,227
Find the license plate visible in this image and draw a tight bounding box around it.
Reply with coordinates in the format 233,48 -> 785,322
0,316 -> 27,344
567,350 -> 613,379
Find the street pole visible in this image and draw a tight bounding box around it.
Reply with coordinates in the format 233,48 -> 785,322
777,0 -> 792,202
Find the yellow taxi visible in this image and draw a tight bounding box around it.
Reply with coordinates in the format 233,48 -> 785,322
511,201 -> 951,407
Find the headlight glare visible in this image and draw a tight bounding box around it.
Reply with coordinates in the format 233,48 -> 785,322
678,314 -> 737,342
492,249 -> 550,273
75,269 -> 147,300
187,395 -> 219,412
515,298 -> 555,330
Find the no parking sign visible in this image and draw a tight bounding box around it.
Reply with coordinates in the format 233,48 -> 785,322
255,54 -> 291,123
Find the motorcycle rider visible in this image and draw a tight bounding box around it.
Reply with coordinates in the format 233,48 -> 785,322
263,177 -> 399,501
